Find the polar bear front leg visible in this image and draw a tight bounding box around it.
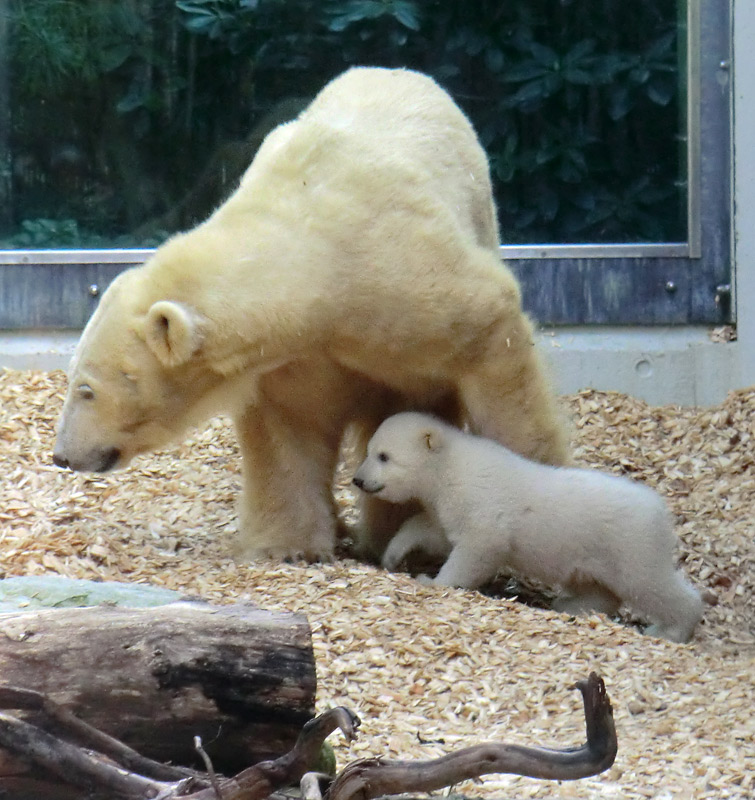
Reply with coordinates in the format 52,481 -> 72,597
422,545 -> 500,590
382,513 -> 451,571
234,404 -> 339,561
552,589 -> 622,617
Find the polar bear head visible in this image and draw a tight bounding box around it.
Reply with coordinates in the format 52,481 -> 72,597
353,412 -> 448,503
52,265 -> 215,473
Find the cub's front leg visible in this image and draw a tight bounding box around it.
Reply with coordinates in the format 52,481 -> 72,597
420,544 -> 500,590
233,402 -> 340,561
382,513 -> 451,571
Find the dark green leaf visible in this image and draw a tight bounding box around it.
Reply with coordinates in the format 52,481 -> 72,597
485,47 -> 504,73
392,2 -> 421,32
629,66 -> 651,84
528,41 -> 558,67
99,43 -> 132,72
607,85 -> 633,120
502,61 -> 549,83
646,75 -> 675,105
503,79 -> 546,108
563,39 -> 595,65
563,67 -> 593,85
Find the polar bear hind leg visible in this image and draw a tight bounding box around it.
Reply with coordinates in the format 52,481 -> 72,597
557,564 -> 702,643
457,316 -> 569,466
553,578 -> 622,617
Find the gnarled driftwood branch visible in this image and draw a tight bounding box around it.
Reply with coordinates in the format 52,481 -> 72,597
0,672 -> 616,800
325,672 -> 616,800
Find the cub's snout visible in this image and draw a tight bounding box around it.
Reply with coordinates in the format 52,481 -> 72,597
352,474 -> 384,494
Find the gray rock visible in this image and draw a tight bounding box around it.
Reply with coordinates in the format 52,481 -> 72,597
0,576 -> 184,612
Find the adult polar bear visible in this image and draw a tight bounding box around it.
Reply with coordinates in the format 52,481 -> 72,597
54,67 -> 568,561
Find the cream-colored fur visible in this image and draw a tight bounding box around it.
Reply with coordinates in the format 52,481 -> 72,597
354,412 -> 703,643
54,67 -> 568,561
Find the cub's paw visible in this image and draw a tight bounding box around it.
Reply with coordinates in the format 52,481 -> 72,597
643,622 -> 693,644
415,573 -> 435,586
381,540 -> 409,571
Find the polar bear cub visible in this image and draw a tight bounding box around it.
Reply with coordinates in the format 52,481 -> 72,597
353,412 -> 703,643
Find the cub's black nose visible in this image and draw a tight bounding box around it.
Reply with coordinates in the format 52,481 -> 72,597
53,453 -> 69,469
352,476 -> 364,489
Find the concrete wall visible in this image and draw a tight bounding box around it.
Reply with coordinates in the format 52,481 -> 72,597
733,0 -> 755,392
542,0 -> 753,407
541,326 -> 739,407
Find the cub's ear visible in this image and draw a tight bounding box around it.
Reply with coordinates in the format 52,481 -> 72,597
144,301 -> 205,367
423,428 -> 443,452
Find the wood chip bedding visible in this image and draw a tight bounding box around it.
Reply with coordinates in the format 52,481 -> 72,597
0,368 -> 752,799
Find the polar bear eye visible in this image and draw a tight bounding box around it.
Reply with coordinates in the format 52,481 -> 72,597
377,452 -> 390,463
78,384 -> 95,401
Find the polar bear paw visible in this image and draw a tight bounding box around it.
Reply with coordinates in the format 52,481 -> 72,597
381,513 -> 451,572
233,539 -> 335,564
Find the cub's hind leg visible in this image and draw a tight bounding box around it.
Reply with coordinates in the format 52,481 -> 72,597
554,571 -> 622,617
553,586 -> 622,617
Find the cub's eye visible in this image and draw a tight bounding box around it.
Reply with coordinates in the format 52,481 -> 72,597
78,384 -> 95,400
377,452 -> 390,463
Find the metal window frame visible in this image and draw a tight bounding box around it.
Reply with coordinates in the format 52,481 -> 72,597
503,0 -> 702,263
502,0 -> 731,325
0,0 -> 731,328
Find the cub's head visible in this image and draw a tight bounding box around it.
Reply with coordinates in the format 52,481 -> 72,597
53,267 -> 212,473
352,412 -> 447,503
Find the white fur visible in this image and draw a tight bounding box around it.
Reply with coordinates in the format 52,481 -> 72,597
354,412 -> 703,643
53,67 -> 568,562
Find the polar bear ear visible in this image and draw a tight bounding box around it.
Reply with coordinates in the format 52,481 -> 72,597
144,301 -> 205,367
423,430 -> 442,452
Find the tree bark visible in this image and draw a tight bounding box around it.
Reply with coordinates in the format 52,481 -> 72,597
0,602 -> 316,776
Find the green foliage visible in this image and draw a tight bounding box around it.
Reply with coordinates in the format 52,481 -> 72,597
3,0 -> 685,246
10,1 -> 145,93
175,0 -> 260,46
0,219 -> 107,249
429,1 -> 684,242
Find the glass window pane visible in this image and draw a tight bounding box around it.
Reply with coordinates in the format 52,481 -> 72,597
0,0 -> 687,249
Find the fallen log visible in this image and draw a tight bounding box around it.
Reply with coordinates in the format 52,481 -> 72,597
0,602 -> 316,775
0,672 -> 617,800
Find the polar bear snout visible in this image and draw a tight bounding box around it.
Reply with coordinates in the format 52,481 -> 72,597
352,474 -> 384,495
52,451 -> 69,469
53,446 -> 121,473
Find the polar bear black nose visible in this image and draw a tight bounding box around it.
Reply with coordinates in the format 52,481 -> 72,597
53,453 -> 70,469
352,476 -> 364,490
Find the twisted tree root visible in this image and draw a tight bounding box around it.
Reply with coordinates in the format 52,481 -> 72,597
0,673 -> 616,799
324,672 -> 617,800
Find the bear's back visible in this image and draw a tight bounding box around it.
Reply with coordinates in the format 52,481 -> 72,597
237,67 -> 499,253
